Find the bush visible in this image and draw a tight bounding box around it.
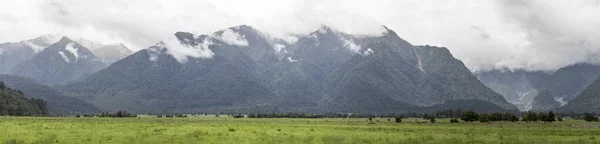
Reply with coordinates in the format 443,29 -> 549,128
583,113 -> 599,122
450,118 -> 459,123
395,116 -> 402,123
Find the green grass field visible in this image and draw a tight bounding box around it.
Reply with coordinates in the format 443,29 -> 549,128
1,117 -> 600,144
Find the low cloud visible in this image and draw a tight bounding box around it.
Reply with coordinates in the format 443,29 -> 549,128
214,29 -> 249,46
161,36 -> 215,63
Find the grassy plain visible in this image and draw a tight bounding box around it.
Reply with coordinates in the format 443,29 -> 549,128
1,117 -> 600,144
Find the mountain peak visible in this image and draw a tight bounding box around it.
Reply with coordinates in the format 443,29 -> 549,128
57,36 -> 73,43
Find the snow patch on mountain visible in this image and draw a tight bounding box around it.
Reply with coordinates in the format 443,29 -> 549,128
363,48 -> 374,56
287,57 -> 297,63
58,51 -> 70,63
555,97 -> 568,106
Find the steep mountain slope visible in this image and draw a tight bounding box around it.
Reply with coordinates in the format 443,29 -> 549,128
63,25 -> 516,113
0,75 -> 100,115
530,90 -> 561,111
560,77 -> 600,113
11,37 -> 106,85
0,81 -> 47,116
477,70 -> 549,110
76,38 -> 133,64
415,46 -> 516,109
0,35 -> 61,74
477,64 -> 600,111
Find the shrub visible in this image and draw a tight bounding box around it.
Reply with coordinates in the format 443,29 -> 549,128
557,117 -> 563,122
583,113 -> 599,122
450,118 -> 459,123
395,116 -> 402,123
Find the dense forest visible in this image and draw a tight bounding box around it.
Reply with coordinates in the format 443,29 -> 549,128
0,81 -> 47,116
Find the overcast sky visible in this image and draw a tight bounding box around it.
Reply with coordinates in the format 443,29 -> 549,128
1,0 -> 599,72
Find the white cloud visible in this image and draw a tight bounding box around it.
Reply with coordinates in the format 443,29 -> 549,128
273,44 -> 287,53
161,35 -> 214,63
340,38 -> 361,53
0,0 -> 598,71
214,29 -> 248,46
23,41 -> 45,53
64,42 -> 79,61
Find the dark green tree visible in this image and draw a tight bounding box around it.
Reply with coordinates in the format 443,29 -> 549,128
546,111 -> 556,123
583,113 -> 599,122
395,116 -> 403,123
461,110 -> 479,122
479,114 -> 490,123
522,111 -> 538,123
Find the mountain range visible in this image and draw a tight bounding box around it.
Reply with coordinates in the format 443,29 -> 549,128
3,25 -> 598,115
60,25 -> 516,114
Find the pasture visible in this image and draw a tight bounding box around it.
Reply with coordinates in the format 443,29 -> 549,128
1,117 -> 599,144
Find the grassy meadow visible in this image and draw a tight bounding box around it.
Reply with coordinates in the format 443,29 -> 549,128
1,117 -> 600,144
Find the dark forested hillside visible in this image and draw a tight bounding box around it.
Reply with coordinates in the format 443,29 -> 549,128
0,75 -> 99,115
0,81 -> 47,116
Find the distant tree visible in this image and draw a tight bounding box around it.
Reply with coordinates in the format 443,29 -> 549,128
368,118 -> 372,122
545,111 -> 556,123
538,112 -> 548,122
116,111 -> 123,118
506,113 -> 519,122
522,111 -> 538,123
395,116 -> 403,123
430,116 -> 436,123
0,81 -> 5,90
461,110 -> 479,122
557,116 -> 563,122
479,114 -> 490,123
583,113 -> 599,122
